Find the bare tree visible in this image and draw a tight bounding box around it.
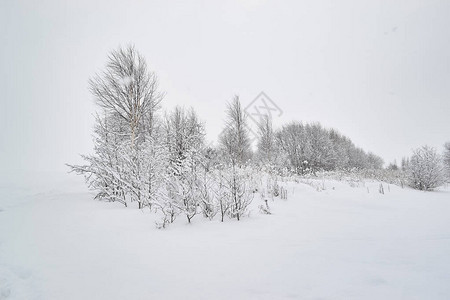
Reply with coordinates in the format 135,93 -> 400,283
68,114 -> 129,206
444,142 -> 450,181
276,121 -> 383,174
407,145 -> 445,191
219,96 -> 252,166
211,168 -> 230,222
305,123 -> 335,173
163,106 -> 205,223
89,45 -> 163,146
69,46 -> 166,210
256,115 -> 279,170
276,122 -> 311,175
218,96 -> 254,220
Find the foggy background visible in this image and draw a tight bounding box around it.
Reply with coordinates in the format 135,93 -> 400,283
1,0 -> 449,174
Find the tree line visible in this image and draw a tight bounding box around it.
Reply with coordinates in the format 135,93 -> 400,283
68,46 -> 450,227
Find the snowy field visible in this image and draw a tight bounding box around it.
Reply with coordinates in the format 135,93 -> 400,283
1,172 -> 450,300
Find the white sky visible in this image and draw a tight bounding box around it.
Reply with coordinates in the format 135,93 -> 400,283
1,0 -> 449,173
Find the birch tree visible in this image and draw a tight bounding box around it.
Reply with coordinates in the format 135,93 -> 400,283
69,45 -> 166,210
220,96 -> 252,166
89,45 -> 163,147
219,96 -> 254,220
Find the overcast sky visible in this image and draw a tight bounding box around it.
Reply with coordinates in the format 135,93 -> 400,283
1,0 -> 449,173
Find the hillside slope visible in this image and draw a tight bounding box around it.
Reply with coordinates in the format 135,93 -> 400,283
1,173 -> 449,299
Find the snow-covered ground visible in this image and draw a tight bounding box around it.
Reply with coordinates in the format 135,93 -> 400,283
1,172 -> 450,299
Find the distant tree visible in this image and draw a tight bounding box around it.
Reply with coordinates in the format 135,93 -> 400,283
444,142 -> 450,180
276,122 -> 311,175
255,115 -> 286,172
366,152 -> 384,170
407,146 -> 445,191
328,129 -> 350,170
401,157 -> 410,171
219,96 -> 252,166
256,115 -> 275,164
275,121 -> 382,174
309,123 -> 336,172
387,161 -> 399,171
348,147 -> 368,170
203,146 -> 220,172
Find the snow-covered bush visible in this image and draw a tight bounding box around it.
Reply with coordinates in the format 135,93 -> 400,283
192,161 -> 217,220
407,146 -> 445,191
163,106 -> 206,223
211,167 -> 231,222
224,166 -> 254,220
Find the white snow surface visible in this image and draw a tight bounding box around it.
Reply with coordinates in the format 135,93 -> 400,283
1,172 -> 450,299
